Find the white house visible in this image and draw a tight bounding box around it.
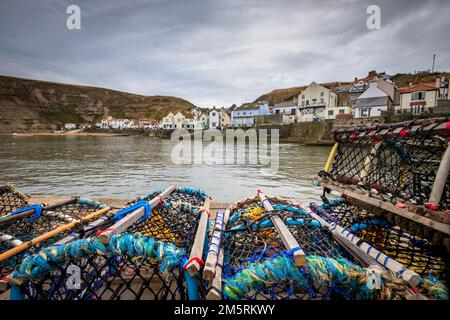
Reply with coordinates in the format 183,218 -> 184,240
209,107 -> 221,130
64,123 -> 76,130
273,100 -> 298,124
297,82 -> 337,122
398,82 -> 440,115
161,112 -> 176,129
354,81 -> 393,118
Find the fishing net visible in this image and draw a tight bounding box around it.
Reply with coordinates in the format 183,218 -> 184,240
6,187 -> 209,300
310,199 -> 450,281
125,187 -> 208,252
8,234 -> 188,300
222,250 -> 448,300
0,198 -> 108,277
321,120 -> 450,211
219,196 -> 359,300
0,185 -> 29,216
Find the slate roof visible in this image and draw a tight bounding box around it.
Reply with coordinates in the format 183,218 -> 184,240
354,96 -> 389,108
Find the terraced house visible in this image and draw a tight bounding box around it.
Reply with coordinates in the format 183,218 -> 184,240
231,102 -> 270,127
397,77 -> 448,115
297,82 -> 337,122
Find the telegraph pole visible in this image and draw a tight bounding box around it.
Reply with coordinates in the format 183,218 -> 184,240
432,53 -> 436,72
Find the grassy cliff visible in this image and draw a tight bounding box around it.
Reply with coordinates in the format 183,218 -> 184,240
0,75 -> 197,132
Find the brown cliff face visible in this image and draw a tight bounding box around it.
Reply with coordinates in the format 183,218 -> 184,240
0,75 -> 197,132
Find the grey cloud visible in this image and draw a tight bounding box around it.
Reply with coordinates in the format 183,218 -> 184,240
0,0 -> 449,107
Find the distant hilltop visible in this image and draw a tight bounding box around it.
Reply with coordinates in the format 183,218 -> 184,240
0,75 -> 197,132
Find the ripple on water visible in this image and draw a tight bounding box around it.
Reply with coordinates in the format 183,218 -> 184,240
0,136 -> 331,202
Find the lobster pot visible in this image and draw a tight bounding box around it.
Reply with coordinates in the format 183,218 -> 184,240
0,185 -> 29,216
10,235 -> 188,300
326,120 -> 449,210
125,187 -> 208,252
221,197 -> 360,300
0,198 -> 108,277
310,199 -> 450,281
8,187 -> 210,300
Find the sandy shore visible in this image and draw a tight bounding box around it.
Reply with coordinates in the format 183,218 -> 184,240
10,130 -> 129,137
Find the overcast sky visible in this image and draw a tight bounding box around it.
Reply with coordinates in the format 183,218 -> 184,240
0,0 -> 449,107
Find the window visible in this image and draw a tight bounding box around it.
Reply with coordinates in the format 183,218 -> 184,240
301,101 -> 305,106
361,108 -> 371,117
411,91 -> 426,101
301,95 -> 305,99
328,110 -> 334,116
212,112 -> 216,116
320,91 -> 324,97
320,98 -> 324,103
243,112 -> 246,115
306,100 -> 309,105
275,109 -> 280,114
291,108 -> 296,114
339,109 -> 345,114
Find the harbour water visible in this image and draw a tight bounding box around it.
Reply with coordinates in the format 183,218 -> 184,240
0,135 -> 331,203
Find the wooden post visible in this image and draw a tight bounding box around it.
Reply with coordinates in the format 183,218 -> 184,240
0,197 -> 77,225
324,142 -> 339,173
203,204 -> 233,280
257,190 -> 306,267
0,234 -> 23,248
428,143 -> 450,209
306,206 -> 421,287
304,208 -> 377,267
206,247 -> 224,300
319,180 -> 450,235
185,196 -> 212,276
0,206 -> 110,263
98,184 -> 177,245
359,140 -> 382,185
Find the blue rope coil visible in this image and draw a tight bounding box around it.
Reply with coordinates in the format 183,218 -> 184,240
10,233 -> 186,283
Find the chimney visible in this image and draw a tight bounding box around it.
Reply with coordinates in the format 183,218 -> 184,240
409,83 -> 413,87
435,77 -> 441,87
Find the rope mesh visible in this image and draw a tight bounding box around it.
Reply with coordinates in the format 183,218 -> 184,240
0,199 -> 107,277
0,185 -> 29,216
322,120 -> 450,211
221,197 -> 356,300
9,187 -> 208,300
310,199 -> 450,281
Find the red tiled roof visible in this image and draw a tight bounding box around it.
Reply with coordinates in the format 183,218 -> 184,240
398,82 -> 438,94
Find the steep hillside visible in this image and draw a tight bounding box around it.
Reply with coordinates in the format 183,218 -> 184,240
0,75 -> 197,132
254,71 -> 450,105
392,72 -> 450,88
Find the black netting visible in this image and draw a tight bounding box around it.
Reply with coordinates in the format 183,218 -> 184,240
310,199 -> 450,281
0,185 -> 29,216
324,121 -> 449,211
0,199 -> 106,277
219,197 -> 358,300
11,187 -> 208,300
21,254 -> 186,300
